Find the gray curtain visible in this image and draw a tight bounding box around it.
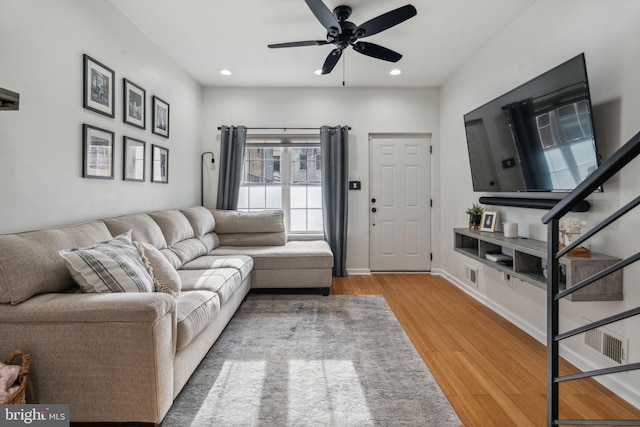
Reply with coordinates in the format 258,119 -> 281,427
320,125 -> 349,277
216,125 -> 247,210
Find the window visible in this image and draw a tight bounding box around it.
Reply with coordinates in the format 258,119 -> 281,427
238,136 -> 323,234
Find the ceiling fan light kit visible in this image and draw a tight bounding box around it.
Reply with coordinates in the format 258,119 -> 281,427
268,0 -> 417,75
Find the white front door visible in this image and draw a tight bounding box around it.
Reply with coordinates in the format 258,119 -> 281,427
369,134 -> 431,272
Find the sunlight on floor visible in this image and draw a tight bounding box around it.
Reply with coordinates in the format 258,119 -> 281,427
193,360 -> 266,424
192,359 -> 372,425
288,360 -> 373,425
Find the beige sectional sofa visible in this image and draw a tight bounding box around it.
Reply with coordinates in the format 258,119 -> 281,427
0,207 -> 333,423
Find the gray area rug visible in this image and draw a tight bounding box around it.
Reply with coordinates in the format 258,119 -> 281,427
163,294 -> 462,426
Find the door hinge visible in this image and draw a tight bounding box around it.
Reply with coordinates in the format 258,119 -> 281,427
430,199 -> 433,208
430,145 -> 433,154
430,253 -> 433,261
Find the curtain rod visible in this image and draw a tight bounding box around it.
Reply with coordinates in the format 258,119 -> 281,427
217,126 -> 351,131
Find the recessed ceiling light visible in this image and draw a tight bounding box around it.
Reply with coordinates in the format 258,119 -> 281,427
314,69 -> 322,75
390,69 -> 402,76
220,69 -> 232,76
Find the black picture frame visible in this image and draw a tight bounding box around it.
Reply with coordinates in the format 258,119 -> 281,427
123,136 -> 146,181
83,124 -> 114,179
151,144 -> 169,183
83,54 -> 115,118
123,79 -> 146,129
152,96 -> 170,138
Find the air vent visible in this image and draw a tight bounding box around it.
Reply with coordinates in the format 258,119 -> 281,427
465,265 -> 478,287
583,318 -> 626,364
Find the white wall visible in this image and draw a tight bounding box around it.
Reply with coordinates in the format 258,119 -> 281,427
0,0 -> 202,233
439,0 -> 640,406
201,87 -> 440,273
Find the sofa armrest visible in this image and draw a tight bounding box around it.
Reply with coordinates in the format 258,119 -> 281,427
0,292 -> 177,423
0,292 -> 175,323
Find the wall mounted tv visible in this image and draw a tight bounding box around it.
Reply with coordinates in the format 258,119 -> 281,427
463,53 -> 600,192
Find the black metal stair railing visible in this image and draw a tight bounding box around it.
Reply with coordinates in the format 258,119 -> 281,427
541,130 -> 640,426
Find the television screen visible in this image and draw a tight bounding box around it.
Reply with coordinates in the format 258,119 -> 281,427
463,53 -> 600,192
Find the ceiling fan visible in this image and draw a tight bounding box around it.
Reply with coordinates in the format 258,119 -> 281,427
268,0 -> 417,75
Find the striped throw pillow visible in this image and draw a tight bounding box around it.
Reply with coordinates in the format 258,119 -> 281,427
59,230 -> 154,293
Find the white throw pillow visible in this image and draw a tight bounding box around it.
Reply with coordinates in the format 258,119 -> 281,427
133,241 -> 181,297
59,231 -> 154,293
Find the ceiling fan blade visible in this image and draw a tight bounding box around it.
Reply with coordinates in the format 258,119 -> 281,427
353,42 -> 402,62
355,4 -> 417,38
304,0 -> 341,35
321,49 -> 342,74
268,40 -> 329,49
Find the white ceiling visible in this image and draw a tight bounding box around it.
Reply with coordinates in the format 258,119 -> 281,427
110,0 -> 536,88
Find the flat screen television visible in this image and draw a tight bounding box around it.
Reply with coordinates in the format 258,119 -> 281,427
463,53 -> 600,192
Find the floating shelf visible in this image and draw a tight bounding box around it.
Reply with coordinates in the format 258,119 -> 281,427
454,228 -> 623,301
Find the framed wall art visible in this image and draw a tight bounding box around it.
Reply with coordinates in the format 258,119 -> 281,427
123,136 -> 146,181
151,144 -> 169,183
83,54 -> 115,118
82,124 -> 114,179
123,79 -> 146,129
480,211 -> 498,232
152,96 -> 170,138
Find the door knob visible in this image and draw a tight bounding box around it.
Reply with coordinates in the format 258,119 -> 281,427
371,198 -> 376,203
371,207 -> 377,213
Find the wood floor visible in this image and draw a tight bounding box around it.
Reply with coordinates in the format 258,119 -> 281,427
331,274 -> 640,427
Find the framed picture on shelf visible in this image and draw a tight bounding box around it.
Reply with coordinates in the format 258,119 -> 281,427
123,79 -> 146,129
83,54 -> 115,117
151,144 -> 169,183
152,96 -> 169,138
123,136 -> 145,181
480,211 -> 498,232
82,124 -> 114,179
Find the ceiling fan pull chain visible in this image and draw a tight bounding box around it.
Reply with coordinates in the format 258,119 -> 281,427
342,52 -> 346,86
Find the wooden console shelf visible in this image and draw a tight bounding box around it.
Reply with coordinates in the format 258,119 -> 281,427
454,228 -> 623,301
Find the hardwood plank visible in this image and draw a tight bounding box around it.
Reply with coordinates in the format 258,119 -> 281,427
331,274 -> 640,426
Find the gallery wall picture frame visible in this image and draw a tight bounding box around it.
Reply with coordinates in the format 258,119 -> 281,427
123,79 -> 146,129
152,96 -> 170,138
83,124 -> 115,179
123,136 -> 146,182
151,144 -> 169,183
83,54 -> 115,118
480,211 -> 498,232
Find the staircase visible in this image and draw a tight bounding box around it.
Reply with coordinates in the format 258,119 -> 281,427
541,130 -> 640,426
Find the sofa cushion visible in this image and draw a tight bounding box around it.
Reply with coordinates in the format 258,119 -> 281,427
181,206 -> 220,252
181,207 -> 215,238
181,255 -> 253,281
0,221 -> 113,304
176,290 -> 220,350
102,213 -> 167,249
59,231 -> 154,294
178,268 -> 242,304
159,249 -> 182,270
211,240 -> 334,270
212,209 -> 286,246
148,210 -> 194,247
169,239 -> 208,267
148,210 -> 208,267
134,241 -> 181,296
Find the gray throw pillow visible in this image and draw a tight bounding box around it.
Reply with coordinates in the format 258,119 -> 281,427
59,230 -> 153,293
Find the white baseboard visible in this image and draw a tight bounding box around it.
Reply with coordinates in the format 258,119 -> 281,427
439,268 -> 640,411
346,268 -> 371,275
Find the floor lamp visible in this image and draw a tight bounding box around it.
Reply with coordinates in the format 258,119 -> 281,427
201,152 -> 214,206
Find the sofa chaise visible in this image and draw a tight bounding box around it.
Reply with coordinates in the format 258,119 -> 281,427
0,207 -> 333,423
